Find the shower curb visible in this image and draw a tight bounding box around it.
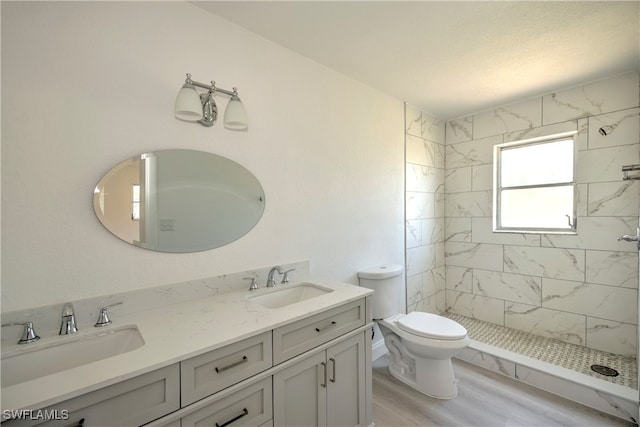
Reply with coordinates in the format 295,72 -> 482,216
457,340 -> 638,423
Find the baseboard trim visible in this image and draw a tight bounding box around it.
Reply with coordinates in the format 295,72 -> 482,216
372,340 -> 388,361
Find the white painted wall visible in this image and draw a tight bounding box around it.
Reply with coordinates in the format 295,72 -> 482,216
1,2 -> 405,311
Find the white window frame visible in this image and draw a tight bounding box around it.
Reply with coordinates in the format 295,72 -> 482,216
132,184 -> 140,221
493,131 -> 577,234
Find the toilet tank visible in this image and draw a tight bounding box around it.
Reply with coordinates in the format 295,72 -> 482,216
358,264 -> 405,320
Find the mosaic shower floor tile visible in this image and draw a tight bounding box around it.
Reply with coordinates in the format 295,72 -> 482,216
444,313 -> 637,390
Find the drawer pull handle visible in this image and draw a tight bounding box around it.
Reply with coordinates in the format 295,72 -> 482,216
216,408 -> 248,427
320,361 -> 327,388
329,357 -> 336,383
215,355 -> 248,373
315,321 -> 337,333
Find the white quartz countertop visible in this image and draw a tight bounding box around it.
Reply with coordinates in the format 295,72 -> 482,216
1,280 -> 372,411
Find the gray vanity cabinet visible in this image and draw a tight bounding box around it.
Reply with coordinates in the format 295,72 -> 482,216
3,296 -> 371,427
272,299 -> 366,365
180,331 -> 272,406
273,333 -> 367,427
180,377 -> 272,427
2,364 -> 180,427
326,334 -> 367,427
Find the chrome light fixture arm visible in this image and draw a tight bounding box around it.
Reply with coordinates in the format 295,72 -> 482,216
188,76 -> 236,97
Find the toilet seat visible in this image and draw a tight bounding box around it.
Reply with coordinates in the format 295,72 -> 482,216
397,312 -> 467,340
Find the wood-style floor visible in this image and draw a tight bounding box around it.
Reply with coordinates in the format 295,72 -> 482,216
372,356 -> 634,427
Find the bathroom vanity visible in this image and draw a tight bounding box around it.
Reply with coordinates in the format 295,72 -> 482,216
1,279 -> 374,427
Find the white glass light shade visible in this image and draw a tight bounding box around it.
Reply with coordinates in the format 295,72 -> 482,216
223,96 -> 248,130
174,84 -> 203,121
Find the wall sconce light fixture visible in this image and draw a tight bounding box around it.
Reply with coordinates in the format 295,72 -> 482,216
174,73 -> 248,130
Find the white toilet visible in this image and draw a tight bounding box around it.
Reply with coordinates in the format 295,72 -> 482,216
358,265 -> 469,399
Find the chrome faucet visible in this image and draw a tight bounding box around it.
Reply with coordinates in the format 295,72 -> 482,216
60,302 -> 78,335
244,277 -> 259,291
1,322 -> 40,344
266,266 -> 284,288
281,268 -> 296,283
95,302 -> 123,327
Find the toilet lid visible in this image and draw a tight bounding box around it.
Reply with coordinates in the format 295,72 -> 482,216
397,312 -> 467,340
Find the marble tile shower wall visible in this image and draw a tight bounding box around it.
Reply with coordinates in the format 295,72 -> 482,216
405,105 -> 447,314
444,71 -> 640,357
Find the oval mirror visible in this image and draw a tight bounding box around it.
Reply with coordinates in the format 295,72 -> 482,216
93,149 -> 265,252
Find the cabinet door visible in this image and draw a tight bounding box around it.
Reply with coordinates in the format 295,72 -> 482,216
326,333 -> 366,427
273,352 -> 326,427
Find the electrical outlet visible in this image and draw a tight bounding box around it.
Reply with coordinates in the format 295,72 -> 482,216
159,219 -> 174,231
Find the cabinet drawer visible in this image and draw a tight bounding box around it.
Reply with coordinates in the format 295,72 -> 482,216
273,299 -> 365,364
181,331 -> 272,406
3,364 -> 180,427
180,377 -> 272,427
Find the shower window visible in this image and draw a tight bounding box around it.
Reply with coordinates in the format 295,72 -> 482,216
493,131 -> 577,234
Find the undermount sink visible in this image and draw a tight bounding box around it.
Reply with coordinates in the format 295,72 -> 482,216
1,326 -> 144,388
249,282 -> 333,309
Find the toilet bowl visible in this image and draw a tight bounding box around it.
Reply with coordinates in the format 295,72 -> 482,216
377,312 -> 469,399
358,265 -> 469,399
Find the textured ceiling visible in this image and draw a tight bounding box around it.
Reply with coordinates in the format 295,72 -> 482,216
195,1 -> 640,119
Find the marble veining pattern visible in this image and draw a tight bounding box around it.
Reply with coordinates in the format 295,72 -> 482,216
405,105 -> 423,137
472,217 -> 541,246
444,191 -> 492,218
587,318 -> 638,357
503,246 -> 585,281
405,105 -> 447,319
585,250 -> 638,288
473,98 -> 542,139
541,216 -> 638,252
541,278 -> 638,325
542,73 -> 640,124
445,116 -> 473,144
578,144 -> 640,183
412,72 -> 640,358
0,261 -> 311,343
406,134 -> 436,167
445,135 -> 501,168
445,313 -> 637,390
444,167 -> 472,193
504,302 -> 587,345
470,164 -> 493,191
372,355 -> 632,427
445,242 -> 503,271
589,107 -> 640,150
587,181 -> 639,217
472,269 -> 541,306
445,266 -> 472,292
503,119 -> 578,145
446,290 -> 505,325
444,218 -> 471,242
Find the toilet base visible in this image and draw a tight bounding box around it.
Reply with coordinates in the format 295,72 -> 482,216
377,314 -> 468,400
388,356 -> 459,399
